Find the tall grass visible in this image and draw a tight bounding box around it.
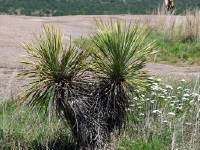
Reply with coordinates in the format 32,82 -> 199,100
0,102 -> 74,150
118,78 -> 200,150
133,8 -> 200,65
153,8 -> 200,42
184,9 -> 200,42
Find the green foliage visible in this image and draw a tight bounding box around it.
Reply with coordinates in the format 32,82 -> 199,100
18,25 -> 87,110
90,21 -> 156,93
150,33 -> 200,65
83,21 -> 157,134
0,0 -> 200,16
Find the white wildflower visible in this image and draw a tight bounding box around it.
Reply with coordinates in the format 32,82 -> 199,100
153,82 -> 158,85
162,89 -> 167,93
177,86 -> 182,90
152,84 -> 159,91
150,100 -> 155,104
159,95 -> 165,98
176,106 -> 183,110
139,113 -> 144,116
148,77 -> 154,80
183,94 -> 190,97
185,122 -> 192,125
162,120 -> 168,123
192,93 -> 199,97
152,110 -> 161,114
167,96 -> 172,99
181,79 -> 186,82
166,85 -> 173,90
182,97 -> 188,101
184,89 -> 190,92
198,97 -> 200,102
189,100 -> 194,105
157,78 -> 161,82
168,112 -> 175,116
133,97 -> 138,100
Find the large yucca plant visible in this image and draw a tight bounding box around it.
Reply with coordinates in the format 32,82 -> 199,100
18,22 -> 157,150
18,25 -> 93,148
90,21 -> 156,133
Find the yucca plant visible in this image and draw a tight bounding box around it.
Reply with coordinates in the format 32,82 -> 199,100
18,22 -> 157,150
90,21 -> 157,134
18,25 -> 94,148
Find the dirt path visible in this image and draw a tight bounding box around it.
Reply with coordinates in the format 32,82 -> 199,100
0,15 -> 199,100
145,63 -> 200,80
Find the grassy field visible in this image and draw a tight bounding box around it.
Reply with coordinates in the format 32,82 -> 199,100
75,32 -> 200,66
150,33 -> 200,65
1,79 -> 200,150
152,9 -> 200,65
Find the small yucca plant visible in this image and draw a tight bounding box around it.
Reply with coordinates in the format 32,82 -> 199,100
90,21 -> 156,133
18,25 -> 90,147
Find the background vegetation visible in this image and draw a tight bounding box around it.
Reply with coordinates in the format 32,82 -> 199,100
0,0 -> 200,16
75,9 -> 200,66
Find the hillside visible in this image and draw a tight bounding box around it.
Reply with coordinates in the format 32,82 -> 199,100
0,0 -> 200,16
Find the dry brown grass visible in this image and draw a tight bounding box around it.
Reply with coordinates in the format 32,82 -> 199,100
150,8 -> 200,42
